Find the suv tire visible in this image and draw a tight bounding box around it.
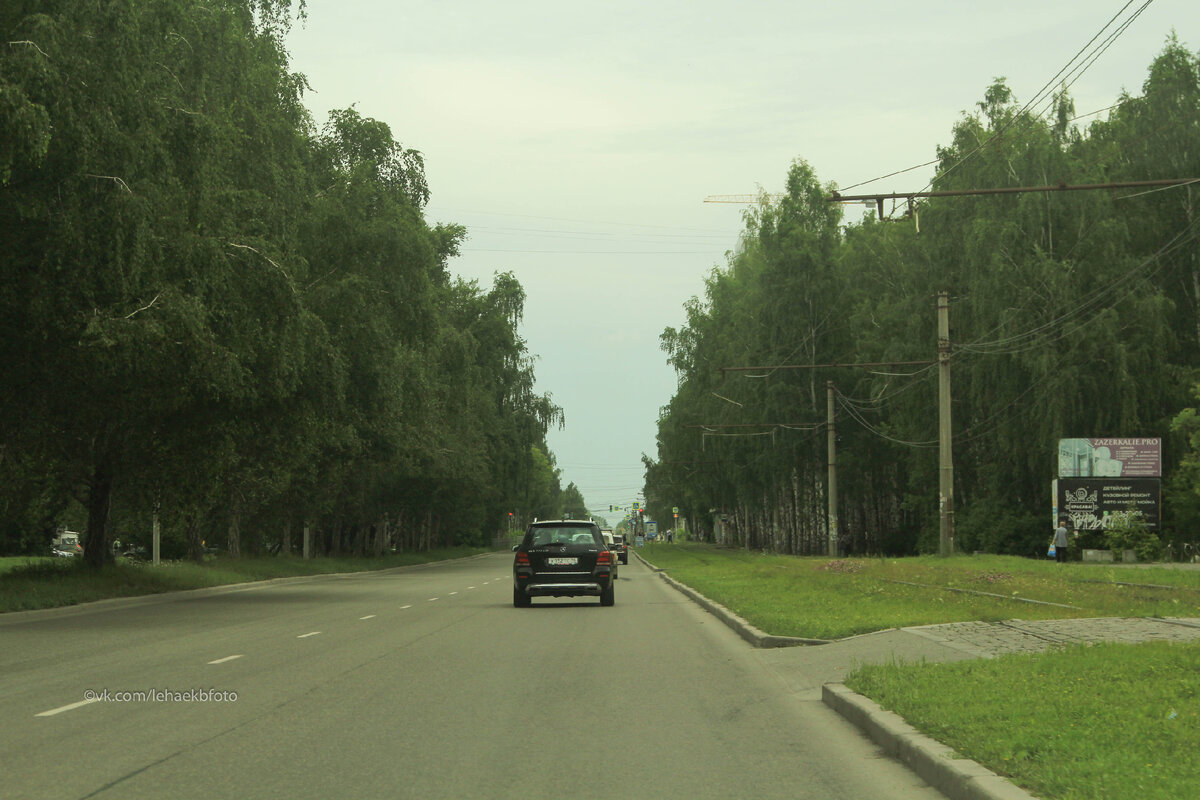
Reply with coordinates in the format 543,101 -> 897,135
513,586 -> 531,607
600,582 -> 615,606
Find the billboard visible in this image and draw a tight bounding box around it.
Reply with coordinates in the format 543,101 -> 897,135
1057,438 -> 1161,478
1056,478 -> 1161,530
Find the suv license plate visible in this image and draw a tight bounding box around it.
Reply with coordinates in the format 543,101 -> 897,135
546,557 -> 578,566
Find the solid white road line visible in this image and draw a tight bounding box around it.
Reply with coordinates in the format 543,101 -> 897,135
36,698 -> 99,717
207,655 -> 244,665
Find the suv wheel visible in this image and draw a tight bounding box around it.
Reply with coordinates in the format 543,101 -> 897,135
513,586 -> 531,607
600,582 -> 615,606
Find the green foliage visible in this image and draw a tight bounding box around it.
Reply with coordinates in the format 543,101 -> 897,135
955,499 -> 1045,557
648,40 -> 1200,556
1104,507 -> 1163,562
559,482 -> 588,520
0,1 -> 562,559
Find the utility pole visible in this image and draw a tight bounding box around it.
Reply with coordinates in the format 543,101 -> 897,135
826,380 -> 838,557
938,291 -> 955,556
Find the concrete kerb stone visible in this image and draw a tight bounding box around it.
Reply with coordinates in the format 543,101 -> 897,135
638,554 -> 829,648
823,685 -> 1037,800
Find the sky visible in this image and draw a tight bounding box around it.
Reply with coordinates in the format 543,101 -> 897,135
284,0 -> 1199,522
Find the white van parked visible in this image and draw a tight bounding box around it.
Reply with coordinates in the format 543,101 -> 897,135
52,530 -> 82,557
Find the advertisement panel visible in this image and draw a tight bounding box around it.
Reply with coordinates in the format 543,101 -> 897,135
1056,478 -> 1161,530
1057,438 -> 1161,478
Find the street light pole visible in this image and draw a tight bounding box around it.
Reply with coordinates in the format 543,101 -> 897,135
938,291 -> 955,556
827,380 -> 838,557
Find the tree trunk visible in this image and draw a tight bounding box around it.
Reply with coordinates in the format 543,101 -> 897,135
373,514 -> 387,557
82,461 -> 114,568
329,517 -> 341,556
228,496 -> 241,559
186,511 -> 205,563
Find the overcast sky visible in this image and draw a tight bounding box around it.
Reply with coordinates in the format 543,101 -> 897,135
284,1 -> 1197,523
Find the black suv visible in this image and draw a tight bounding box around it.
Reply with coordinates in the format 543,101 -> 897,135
513,520 -> 616,607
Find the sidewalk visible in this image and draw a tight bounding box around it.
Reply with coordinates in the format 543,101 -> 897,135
649,560 -> 1200,800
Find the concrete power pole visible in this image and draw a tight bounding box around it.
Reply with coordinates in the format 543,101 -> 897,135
827,380 -> 838,557
938,291 -> 955,555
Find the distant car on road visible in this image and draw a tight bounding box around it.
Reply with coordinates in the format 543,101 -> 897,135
513,520 -> 616,607
600,529 -> 621,577
611,533 -> 628,564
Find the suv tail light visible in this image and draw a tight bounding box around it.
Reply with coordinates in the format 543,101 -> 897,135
596,550 -> 612,566
515,551 -> 530,566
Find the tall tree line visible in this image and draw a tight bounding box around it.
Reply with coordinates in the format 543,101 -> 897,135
0,0 -> 564,563
648,38 -> 1200,557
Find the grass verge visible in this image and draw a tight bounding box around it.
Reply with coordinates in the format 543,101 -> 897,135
0,547 -> 488,613
846,641 -> 1200,800
637,542 -> 1200,639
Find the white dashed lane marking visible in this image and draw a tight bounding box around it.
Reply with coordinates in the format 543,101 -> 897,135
297,631 -> 321,639
208,655 -> 243,664
35,698 -> 99,718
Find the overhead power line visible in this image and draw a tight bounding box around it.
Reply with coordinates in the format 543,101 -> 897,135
825,1 -> 1153,202
828,178 -> 1198,205
684,423 -> 822,429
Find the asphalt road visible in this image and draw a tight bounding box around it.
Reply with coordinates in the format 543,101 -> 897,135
1,552 -> 948,799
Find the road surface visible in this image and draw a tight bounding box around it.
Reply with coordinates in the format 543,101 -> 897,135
1,552 -> 947,799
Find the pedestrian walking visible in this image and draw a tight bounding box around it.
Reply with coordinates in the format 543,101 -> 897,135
1054,518 -> 1070,563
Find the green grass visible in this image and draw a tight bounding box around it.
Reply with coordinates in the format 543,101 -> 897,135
0,555 -> 56,574
846,642 -> 1200,800
638,543 -> 1200,639
0,548 -> 489,613
638,542 -> 1200,798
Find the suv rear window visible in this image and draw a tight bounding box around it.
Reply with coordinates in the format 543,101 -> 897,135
527,525 -> 600,547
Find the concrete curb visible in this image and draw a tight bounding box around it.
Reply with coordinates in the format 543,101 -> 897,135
822,684 -> 1036,800
636,551 -> 828,647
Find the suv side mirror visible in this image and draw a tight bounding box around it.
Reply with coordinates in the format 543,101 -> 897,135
512,545 -> 519,552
